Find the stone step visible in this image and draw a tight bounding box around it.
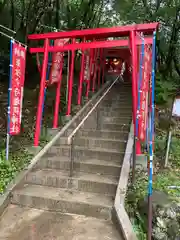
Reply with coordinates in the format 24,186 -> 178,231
100,105 -> 132,111
103,96 -> 132,102
0,204 -> 122,240
102,102 -> 132,108
102,116 -> 132,124
100,106 -> 132,111
59,137 -> 127,151
25,169 -> 118,195
12,184 -> 113,220
101,123 -> 130,132
47,145 -> 125,163
104,94 -> 131,98
35,157 -> 121,177
101,104 -> 132,110
103,100 -> 130,105
77,129 -> 129,140
102,110 -> 132,117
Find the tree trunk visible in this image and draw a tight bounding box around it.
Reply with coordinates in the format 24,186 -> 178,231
55,0 -> 60,29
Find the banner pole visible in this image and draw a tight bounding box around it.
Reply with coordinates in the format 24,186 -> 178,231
6,39 -> 14,161
148,31 -> 156,240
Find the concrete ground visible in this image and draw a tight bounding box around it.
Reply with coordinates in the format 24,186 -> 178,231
0,205 -> 122,240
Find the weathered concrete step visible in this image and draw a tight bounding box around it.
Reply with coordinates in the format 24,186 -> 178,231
0,205 -> 122,240
100,105 -> 132,111
103,97 -> 132,102
101,103 -> 132,110
59,137 -> 127,151
102,102 -> 132,108
99,106 -> 132,111
25,169 -> 118,195
102,116 -> 132,124
102,97 -> 131,101
102,110 -> 132,117
48,145 -> 125,162
36,157 -> 121,176
101,123 -> 130,131
104,94 -> 131,100
77,129 -> 129,140
12,184 -> 113,219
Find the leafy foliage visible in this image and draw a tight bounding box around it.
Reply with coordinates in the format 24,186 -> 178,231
155,73 -> 177,105
0,149 -> 32,193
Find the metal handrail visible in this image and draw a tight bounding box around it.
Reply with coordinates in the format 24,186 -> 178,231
67,75 -> 121,145
67,74 -> 121,177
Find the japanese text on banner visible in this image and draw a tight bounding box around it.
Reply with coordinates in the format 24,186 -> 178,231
9,42 -> 26,135
138,45 -> 152,141
84,49 -> 90,81
49,38 -> 69,84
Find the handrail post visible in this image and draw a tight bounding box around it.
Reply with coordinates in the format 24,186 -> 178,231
132,135 -> 137,184
96,107 -> 100,130
69,135 -> 75,177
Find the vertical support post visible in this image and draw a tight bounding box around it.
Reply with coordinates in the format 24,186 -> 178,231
66,50 -> 70,104
69,136 -> 74,177
92,48 -> 97,92
148,31 -> 156,240
53,59 -> 63,129
101,49 -> 105,85
86,49 -> 93,98
130,30 -> 137,168
96,107 -> 100,130
66,38 -> 75,117
97,48 -> 101,88
131,134 -> 136,184
130,30 -> 141,156
6,39 -> 13,160
164,130 -> 172,167
78,37 -> 85,105
34,38 -> 49,147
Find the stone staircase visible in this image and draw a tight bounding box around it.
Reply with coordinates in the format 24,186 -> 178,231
9,81 -> 132,237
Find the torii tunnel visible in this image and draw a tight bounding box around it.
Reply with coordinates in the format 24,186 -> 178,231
28,22 -> 159,155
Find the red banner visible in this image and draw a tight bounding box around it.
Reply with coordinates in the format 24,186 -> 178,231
84,49 -> 90,81
9,42 -> 26,135
49,38 -> 69,84
138,45 -> 152,141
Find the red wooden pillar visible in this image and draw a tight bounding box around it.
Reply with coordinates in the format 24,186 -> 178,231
92,48 -> 97,92
34,38 -> 49,146
101,49 -> 105,84
78,38 -> 86,105
130,30 -> 141,154
86,49 -> 93,98
53,58 -> 64,129
66,38 -> 75,116
97,48 -> 101,88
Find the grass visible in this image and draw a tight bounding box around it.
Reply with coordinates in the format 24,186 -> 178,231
0,149 -> 33,193
125,134 -> 180,239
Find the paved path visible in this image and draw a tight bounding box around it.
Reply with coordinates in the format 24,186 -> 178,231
0,205 -> 121,240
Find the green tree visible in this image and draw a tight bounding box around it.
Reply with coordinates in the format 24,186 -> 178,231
112,0 -> 180,80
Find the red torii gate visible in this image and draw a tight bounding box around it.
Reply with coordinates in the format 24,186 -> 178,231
28,22 -> 158,153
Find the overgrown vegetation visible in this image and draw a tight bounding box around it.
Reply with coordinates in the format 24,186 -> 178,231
126,106 -> 180,238
0,149 -> 32,193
